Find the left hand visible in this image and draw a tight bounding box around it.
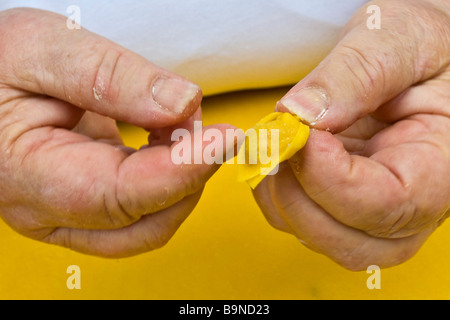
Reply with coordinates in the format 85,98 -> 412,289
0,8 -> 234,258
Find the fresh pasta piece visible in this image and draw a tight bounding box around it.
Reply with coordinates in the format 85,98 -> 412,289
237,112 -> 310,189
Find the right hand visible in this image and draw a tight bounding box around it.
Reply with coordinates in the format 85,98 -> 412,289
253,0 -> 450,270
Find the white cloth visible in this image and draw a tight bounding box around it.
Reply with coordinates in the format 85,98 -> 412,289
1,0 -> 367,95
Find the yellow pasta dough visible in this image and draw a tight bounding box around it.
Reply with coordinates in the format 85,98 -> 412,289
237,112 -> 310,189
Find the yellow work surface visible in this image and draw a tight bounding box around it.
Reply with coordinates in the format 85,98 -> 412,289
1,86 -> 450,300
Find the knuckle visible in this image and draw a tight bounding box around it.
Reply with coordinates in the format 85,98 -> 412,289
91,46 -> 129,105
264,215 -> 289,233
104,190 -> 142,228
365,200 -> 418,238
178,166 -> 207,196
144,224 -> 174,250
336,45 -> 384,99
0,7 -> 39,26
113,165 -> 153,227
42,228 -> 72,248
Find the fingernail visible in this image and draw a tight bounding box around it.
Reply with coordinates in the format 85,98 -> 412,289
278,87 -> 329,125
152,77 -> 201,114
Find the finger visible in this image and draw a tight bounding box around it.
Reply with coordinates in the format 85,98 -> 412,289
5,116 -> 236,230
275,0 -> 450,132
0,8 -> 202,128
116,124 -> 237,221
334,116 -> 388,154
72,111 -> 123,145
269,164 -> 434,270
252,175 -> 294,234
42,191 -> 202,258
289,128 -> 450,238
149,107 -> 203,147
374,75 -> 450,123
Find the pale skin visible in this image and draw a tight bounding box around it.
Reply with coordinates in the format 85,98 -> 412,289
0,0 -> 449,270
0,8 -> 235,257
255,0 -> 450,270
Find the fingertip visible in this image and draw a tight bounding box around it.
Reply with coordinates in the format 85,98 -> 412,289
276,86 -> 330,126
144,76 -> 203,128
152,77 -> 203,118
290,129 -> 345,176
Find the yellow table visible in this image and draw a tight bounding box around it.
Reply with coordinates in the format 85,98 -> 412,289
1,86 -> 449,300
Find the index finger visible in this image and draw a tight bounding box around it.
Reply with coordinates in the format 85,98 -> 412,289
0,8 -> 201,128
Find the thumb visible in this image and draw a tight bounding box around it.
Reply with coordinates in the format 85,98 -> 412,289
276,0 -> 450,132
0,8 -> 201,129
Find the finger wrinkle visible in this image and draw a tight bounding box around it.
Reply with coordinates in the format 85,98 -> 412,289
0,98 -> 33,152
339,44 -> 382,101
92,47 -> 127,105
366,200 -> 418,239
113,155 -> 143,225
139,216 -> 173,251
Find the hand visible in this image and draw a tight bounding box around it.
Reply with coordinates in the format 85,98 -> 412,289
253,0 -> 450,270
0,8 -> 233,257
